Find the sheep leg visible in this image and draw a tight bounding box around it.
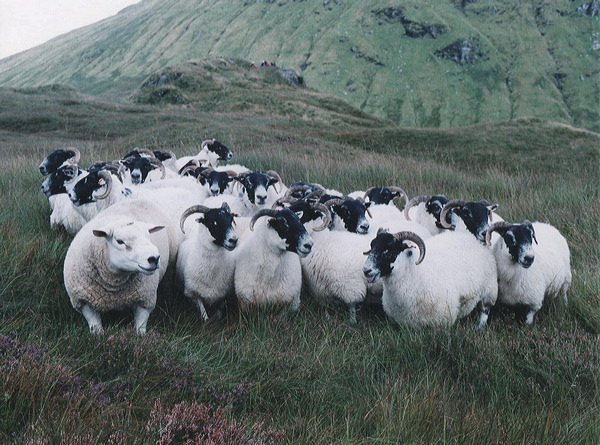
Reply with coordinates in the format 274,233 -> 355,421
524,308 -> 539,325
81,304 -> 103,334
476,302 -> 492,330
348,304 -> 359,324
133,305 -> 151,334
193,298 -> 209,321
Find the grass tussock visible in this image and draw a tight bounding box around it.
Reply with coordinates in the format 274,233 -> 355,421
0,83 -> 598,444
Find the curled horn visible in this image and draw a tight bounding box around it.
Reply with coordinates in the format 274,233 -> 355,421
266,170 -> 283,194
133,147 -> 156,157
199,167 -> 215,177
179,205 -> 212,233
103,161 -> 126,182
180,165 -> 199,177
148,158 -> 166,179
392,231 -> 426,265
311,202 -> 332,232
95,170 -> 113,200
523,220 -> 538,245
484,221 -> 512,246
440,200 -> 467,229
356,197 -> 373,218
323,198 -> 345,209
223,170 -> 238,178
249,209 -> 280,231
67,147 -> 81,164
403,195 -> 430,221
272,196 -> 298,209
201,138 -> 217,149
304,189 -> 326,202
160,150 -> 177,164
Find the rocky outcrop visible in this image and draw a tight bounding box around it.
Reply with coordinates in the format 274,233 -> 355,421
372,7 -> 449,39
434,37 -> 486,65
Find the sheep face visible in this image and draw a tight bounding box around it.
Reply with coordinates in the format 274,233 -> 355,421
39,148 -> 78,175
40,165 -> 81,197
196,208 -> 238,251
495,223 -> 537,268
237,171 -> 279,206
362,231 -> 417,283
330,199 -> 371,234
68,171 -> 106,206
92,221 -> 165,275
268,209 -> 314,257
453,201 -> 498,242
204,139 -> 232,161
205,170 -> 235,196
122,157 -> 159,185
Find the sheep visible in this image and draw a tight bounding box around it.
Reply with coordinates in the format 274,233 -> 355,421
121,155 -> 168,185
174,139 -> 233,171
197,167 -> 239,197
300,209 -> 432,324
233,170 -> 287,215
362,230 -> 498,329
485,220 -> 571,324
307,190 -> 372,234
38,147 -> 80,176
40,163 -> 90,235
403,194 -> 451,236
234,208 -> 314,312
63,199 -> 178,334
439,199 -> 504,243
176,203 -> 239,321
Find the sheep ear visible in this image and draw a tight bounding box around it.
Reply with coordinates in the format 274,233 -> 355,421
148,226 -> 165,234
92,229 -> 110,238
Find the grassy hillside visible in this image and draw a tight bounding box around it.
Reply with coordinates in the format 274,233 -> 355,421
0,0 -> 598,131
0,62 -> 598,442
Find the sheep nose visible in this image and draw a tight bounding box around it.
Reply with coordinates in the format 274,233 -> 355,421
363,268 -> 372,277
359,223 -> 370,233
147,255 -> 160,266
303,241 -> 313,251
522,255 -> 534,266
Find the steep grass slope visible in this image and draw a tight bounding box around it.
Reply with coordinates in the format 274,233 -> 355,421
0,0 -> 597,131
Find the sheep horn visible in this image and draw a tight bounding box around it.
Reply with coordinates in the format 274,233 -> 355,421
440,200 -> 467,229
322,197 -> 343,207
180,205 -> 212,233
484,221 -> 513,246
311,202 -> 332,232
392,231 -> 426,265
134,147 -> 156,157
67,147 -> 81,164
304,189 -> 326,202
249,209 -> 280,231
180,165 -> 198,177
148,158 -> 166,179
523,220 -> 538,245
266,170 -> 283,194
199,167 -> 215,177
95,170 -> 113,200
160,150 -> 177,164
272,196 -> 298,209
403,195 -> 430,221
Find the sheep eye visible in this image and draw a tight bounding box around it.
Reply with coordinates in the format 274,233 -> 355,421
116,239 -> 125,245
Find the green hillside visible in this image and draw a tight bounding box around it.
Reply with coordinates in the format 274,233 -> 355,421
0,0 -> 598,131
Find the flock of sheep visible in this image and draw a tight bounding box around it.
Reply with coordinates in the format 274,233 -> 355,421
39,140 -> 572,334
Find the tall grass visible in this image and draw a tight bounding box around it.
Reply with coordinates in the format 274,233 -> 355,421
0,86 -> 598,444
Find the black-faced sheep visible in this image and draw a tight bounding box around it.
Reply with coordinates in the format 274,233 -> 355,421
485,220 -> 571,324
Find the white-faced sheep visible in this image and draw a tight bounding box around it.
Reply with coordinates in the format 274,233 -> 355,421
363,230 -> 498,328
176,203 -> 239,321
63,199 -> 178,334
234,208 -> 314,312
485,220 -> 571,324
